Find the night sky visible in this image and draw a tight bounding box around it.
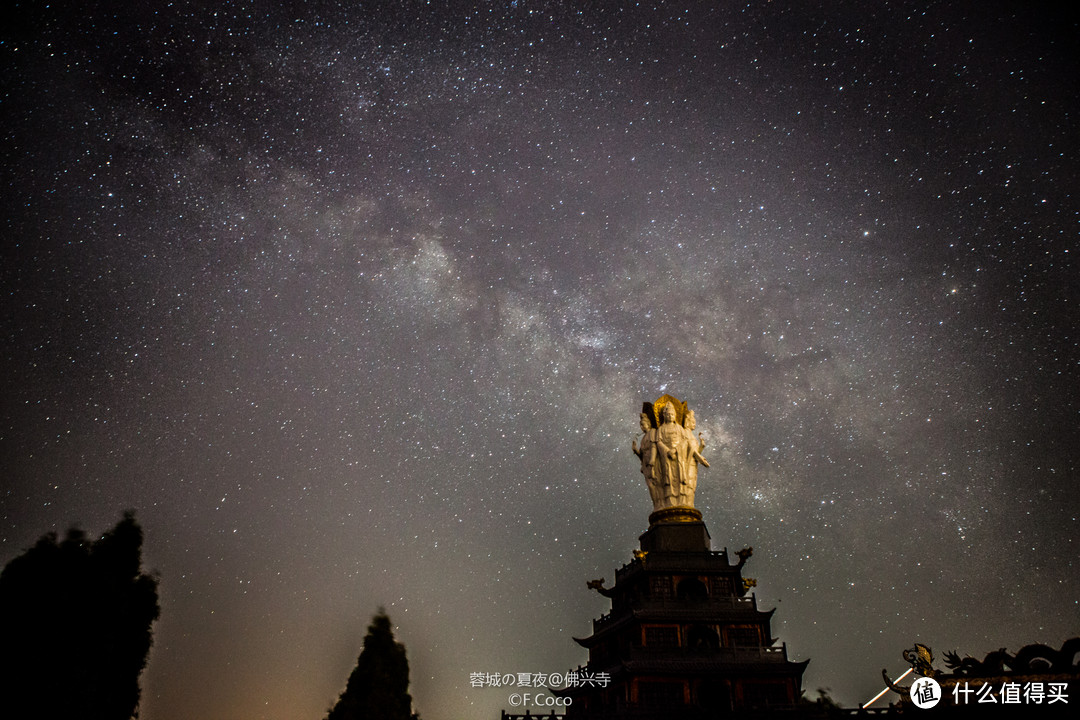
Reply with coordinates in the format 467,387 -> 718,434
2,2 -> 1078,718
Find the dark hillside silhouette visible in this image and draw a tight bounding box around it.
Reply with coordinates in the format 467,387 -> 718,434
0,511 -> 160,720
327,609 -> 420,720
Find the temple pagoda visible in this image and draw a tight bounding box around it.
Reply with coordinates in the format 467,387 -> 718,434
561,395 -> 808,717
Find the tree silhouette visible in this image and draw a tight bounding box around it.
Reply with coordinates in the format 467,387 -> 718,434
0,511 -> 160,720
327,609 -> 420,720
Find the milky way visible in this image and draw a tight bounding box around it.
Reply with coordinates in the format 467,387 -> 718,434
2,3 -> 1077,718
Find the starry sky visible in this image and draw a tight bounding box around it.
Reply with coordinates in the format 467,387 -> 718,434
2,1 -> 1078,718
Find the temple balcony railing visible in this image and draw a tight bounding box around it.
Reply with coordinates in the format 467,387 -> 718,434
604,700 -> 805,717
575,644 -> 791,672
500,711 -> 564,720
592,596 -> 757,633
618,645 -> 790,664
615,550 -> 733,580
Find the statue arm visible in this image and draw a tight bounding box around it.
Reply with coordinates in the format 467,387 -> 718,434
653,427 -> 675,459
655,438 -> 676,459
688,429 -> 708,466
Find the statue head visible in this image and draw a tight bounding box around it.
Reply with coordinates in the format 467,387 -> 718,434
639,412 -> 651,433
684,410 -> 696,430
660,403 -> 677,424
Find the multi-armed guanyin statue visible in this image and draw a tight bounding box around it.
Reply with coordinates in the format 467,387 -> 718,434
632,395 -> 709,521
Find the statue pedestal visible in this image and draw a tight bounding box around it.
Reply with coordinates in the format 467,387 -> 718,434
647,506 -> 703,525
640,509 -> 711,552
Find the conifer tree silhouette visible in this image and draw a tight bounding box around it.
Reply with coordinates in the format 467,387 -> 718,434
0,511 -> 160,720
327,609 -> 420,720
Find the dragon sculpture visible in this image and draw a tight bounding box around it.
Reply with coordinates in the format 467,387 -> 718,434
942,638 -> 1080,675
882,638 -> 1080,696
